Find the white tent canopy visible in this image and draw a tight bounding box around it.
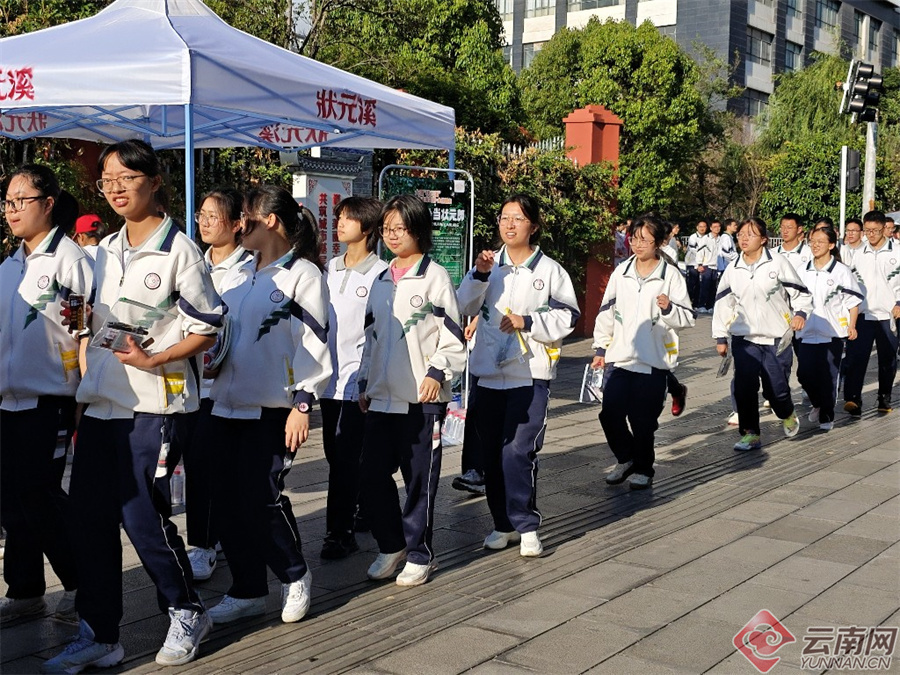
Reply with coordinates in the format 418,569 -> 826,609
0,0 -> 456,151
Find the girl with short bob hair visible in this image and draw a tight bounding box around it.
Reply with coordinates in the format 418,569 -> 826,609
712,217 -> 812,451
457,193 -> 579,557
319,196 -> 389,559
206,184 -> 331,626
0,164 -> 92,625
357,194 -> 466,587
46,139 -> 224,672
592,214 -> 695,490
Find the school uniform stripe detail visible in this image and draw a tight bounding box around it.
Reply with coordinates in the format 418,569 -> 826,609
599,298 -> 616,313
548,297 -> 581,325
782,281 -> 810,294
431,304 -> 465,344
178,296 -> 224,328
45,225 -> 68,254
289,301 -> 328,343
715,287 -> 732,303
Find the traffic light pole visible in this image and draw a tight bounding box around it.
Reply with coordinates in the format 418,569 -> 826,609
863,121 -> 877,215
839,146 -> 848,239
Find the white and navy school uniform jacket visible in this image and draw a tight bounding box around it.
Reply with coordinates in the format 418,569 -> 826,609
685,233 -> 714,268
849,238 -> 900,321
322,252 -> 389,401
592,255 -> 696,373
716,232 -> 737,272
841,242 -> 865,270
712,249 -> 813,345
776,241 -> 812,276
797,257 -> 863,343
457,246 -> 579,389
0,227 -> 94,410
358,255 -> 466,414
77,217 -> 225,419
205,245 -> 252,291
210,250 -> 332,418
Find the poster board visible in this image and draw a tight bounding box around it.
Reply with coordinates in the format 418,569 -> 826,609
292,174 -> 354,264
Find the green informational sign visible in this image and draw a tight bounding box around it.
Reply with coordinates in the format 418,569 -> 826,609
380,174 -> 470,286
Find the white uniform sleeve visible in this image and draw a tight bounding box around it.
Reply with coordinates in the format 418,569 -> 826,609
711,266 -> 736,342
425,271 -> 467,383
456,267 -> 492,317
290,268 -> 333,407
779,258 -> 813,319
591,271 -> 619,356
357,297 -> 374,396
660,267 -> 696,330
176,258 -> 225,337
527,266 -> 580,344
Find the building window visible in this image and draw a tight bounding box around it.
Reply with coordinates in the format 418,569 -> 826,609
496,0 -> 514,20
523,42 -> 545,68
754,0 -> 774,6
568,0 -> 623,11
785,41 -> 803,72
502,45 -> 512,65
747,27 -> 773,66
869,18 -> 881,62
524,0 -> 553,18
746,89 -> 769,117
892,31 -> 900,67
815,0 -> 839,30
786,0 -> 801,20
853,10 -> 864,52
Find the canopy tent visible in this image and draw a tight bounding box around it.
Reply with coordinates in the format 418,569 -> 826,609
0,0 -> 456,229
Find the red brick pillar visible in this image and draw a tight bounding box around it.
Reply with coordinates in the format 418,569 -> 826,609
563,105 -> 622,337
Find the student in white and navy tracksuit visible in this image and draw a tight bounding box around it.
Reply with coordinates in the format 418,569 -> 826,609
592,216 -> 696,489
319,196 -> 388,560
796,226 -> 862,430
182,188 -> 252,582
0,166 -> 92,623
207,186 -> 331,626
775,214 -> 811,276
685,222 -> 714,311
841,218 -> 865,270
717,219 -> 738,274
46,141 -> 224,673
843,211 -> 900,414
712,218 -> 812,452
457,194 -> 579,557
358,195 -> 466,587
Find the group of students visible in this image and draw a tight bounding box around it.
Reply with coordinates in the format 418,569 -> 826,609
0,142 -> 585,673
2,142 -> 897,672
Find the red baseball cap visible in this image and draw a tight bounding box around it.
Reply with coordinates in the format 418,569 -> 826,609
75,214 -> 102,234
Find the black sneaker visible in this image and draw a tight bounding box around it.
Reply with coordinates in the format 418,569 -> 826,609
877,397 -> 893,414
451,470 -> 485,495
320,535 -> 359,560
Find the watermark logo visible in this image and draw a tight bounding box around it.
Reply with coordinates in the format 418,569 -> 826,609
734,610 -> 796,673
800,626 -> 897,671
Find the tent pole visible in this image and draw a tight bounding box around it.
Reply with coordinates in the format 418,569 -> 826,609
184,103 -> 195,239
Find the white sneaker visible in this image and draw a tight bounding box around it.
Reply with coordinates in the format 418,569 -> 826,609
520,531 -> 543,557
207,595 -> 266,624
726,411 -> 740,426
819,421 -> 834,431
396,561 -> 436,587
54,590 -> 77,622
0,596 -> 45,624
367,550 -> 407,580
41,619 -> 124,674
605,461 -> 633,485
155,608 -> 211,666
763,399 -> 771,409
188,547 -> 217,581
628,473 -> 653,490
808,407 -> 820,424
483,530 -> 521,550
281,570 -> 312,623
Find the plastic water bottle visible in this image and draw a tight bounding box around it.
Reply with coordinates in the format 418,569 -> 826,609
170,464 -> 185,507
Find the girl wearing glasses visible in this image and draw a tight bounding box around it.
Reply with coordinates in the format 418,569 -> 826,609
45,140 -> 224,673
795,226 -> 862,431
712,218 -> 812,452
457,194 -> 578,556
591,216 -> 695,490
358,194 -> 466,587
0,165 -> 91,625
205,185 -> 330,626
182,189 -> 252,583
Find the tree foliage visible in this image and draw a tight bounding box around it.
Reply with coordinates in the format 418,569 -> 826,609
519,19 -> 721,217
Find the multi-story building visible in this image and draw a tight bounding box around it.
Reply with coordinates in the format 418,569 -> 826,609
500,0 -> 900,116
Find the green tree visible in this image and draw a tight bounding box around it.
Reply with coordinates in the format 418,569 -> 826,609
519,19 -> 720,217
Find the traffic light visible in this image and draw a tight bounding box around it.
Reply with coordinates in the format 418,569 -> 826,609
840,60 -> 884,122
